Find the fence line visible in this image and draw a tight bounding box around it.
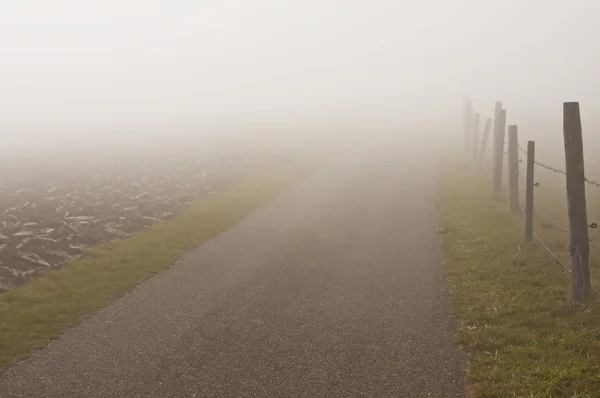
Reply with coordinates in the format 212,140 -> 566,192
515,144 -> 600,253
464,98 -> 596,301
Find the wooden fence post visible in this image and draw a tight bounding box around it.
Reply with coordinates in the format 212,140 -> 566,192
525,141 -> 535,241
477,117 -> 492,172
491,102 -> 502,186
507,125 -> 519,212
492,108 -> 507,197
563,102 -> 591,301
465,100 -> 473,154
472,113 -> 480,163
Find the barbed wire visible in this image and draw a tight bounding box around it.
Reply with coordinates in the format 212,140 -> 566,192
517,143 -> 600,187
523,190 -> 600,253
517,144 -> 566,175
585,177 -> 600,188
518,201 -> 571,272
533,206 -> 568,232
534,231 -> 572,273
536,162 -> 566,176
535,210 -> 600,255
486,140 -> 600,252
523,197 -> 600,256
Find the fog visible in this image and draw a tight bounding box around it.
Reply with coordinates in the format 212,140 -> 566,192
1,1 -> 600,160
3,3 -> 600,386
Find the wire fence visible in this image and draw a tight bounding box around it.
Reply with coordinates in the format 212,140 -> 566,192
517,145 -> 600,255
464,100 -> 598,300
517,143 -> 600,187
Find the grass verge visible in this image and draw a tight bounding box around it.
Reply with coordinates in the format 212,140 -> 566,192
439,162 -> 600,397
0,153 -> 325,374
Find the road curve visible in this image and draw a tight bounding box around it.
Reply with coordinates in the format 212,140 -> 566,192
0,143 -> 465,397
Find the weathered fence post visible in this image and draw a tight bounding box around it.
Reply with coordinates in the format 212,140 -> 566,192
563,102 -> 591,301
477,117 -> 492,172
492,108 -> 507,197
491,102 -> 502,166
472,113 -> 480,163
507,125 -> 519,212
465,100 -> 473,154
525,141 -> 535,241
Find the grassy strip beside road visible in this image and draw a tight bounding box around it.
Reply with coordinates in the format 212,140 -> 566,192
439,163 -> 600,397
0,154 -> 325,374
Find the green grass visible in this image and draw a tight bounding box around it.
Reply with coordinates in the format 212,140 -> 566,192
0,153 -> 325,374
439,161 -> 600,397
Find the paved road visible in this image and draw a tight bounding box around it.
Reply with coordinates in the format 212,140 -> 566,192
0,144 -> 465,397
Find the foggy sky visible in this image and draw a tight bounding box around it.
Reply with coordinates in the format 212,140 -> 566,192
2,1 -> 600,154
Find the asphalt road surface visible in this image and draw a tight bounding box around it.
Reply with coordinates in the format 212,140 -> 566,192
0,144 -> 466,397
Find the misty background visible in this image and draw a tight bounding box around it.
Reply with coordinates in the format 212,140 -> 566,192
1,1 -> 599,168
